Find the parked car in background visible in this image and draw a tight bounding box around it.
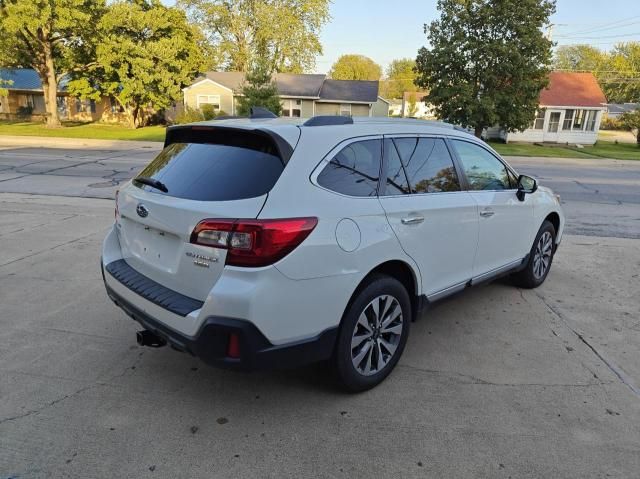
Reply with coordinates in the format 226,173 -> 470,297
101,115 -> 564,391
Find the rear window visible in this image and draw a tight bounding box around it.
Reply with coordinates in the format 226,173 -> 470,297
134,139 -> 284,201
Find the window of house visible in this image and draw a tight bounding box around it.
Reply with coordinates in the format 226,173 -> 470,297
388,137 -> 460,194
196,95 -> 220,110
340,104 -> 352,117
317,139 -> 381,197
281,99 -> 302,117
562,109 -> 575,130
572,109 -> 585,130
451,140 -> 514,191
56,97 -> 68,117
533,109 -> 546,129
76,98 -> 96,113
585,110 -> 598,131
109,97 -> 124,114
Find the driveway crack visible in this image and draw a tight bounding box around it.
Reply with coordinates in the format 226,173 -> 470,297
535,291 -> 640,398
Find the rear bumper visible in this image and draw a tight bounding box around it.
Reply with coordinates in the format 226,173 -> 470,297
102,263 -> 338,371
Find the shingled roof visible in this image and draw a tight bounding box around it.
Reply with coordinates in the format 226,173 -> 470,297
0,68 -> 43,91
540,72 -> 607,108
198,72 -> 380,103
319,79 -> 379,103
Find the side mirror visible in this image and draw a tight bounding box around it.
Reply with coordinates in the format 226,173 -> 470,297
516,174 -> 537,201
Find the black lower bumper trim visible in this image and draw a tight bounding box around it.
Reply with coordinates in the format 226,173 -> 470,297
103,279 -> 338,371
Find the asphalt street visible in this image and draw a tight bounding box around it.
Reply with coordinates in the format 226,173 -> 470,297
1,137 -> 639,478
0,136 -> 639,238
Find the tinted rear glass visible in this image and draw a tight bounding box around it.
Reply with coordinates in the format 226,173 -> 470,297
134,142 -> 284,201
316,139 -> 382,197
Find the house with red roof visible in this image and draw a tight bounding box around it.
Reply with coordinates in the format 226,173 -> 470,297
492,72 -> 607,145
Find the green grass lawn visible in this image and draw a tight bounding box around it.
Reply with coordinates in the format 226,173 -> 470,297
1,120 -> 638,160
490,140 -> 640,161
0,120 -> 166,142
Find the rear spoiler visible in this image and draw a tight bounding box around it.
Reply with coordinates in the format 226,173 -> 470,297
164,124 -> 294,164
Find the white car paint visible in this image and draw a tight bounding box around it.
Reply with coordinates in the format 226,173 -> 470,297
102,117 -> 564,347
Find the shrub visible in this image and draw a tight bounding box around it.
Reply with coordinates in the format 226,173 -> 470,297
216,109 -> 228,118
17,105 -> 33,117
174,106 -> 204,124
600,116 -> 623,130
200,104 -> 217,120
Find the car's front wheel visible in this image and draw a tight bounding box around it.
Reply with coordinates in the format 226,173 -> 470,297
333,274 -> 411,392
512,220 -> 556,289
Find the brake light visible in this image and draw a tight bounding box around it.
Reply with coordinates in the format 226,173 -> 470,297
190,217 -> 318,267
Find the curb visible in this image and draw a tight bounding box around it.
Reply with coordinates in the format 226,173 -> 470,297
0,135 -> 163,150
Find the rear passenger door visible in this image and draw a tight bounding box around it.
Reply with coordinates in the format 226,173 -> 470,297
449,139 -> 535,278
378,136 -> 479,299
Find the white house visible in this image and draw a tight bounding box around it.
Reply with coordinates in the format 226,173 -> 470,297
488,72 -> 607,145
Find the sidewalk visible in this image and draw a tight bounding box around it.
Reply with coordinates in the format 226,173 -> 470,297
0,134 -> 162,151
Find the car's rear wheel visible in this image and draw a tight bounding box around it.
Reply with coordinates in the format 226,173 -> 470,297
333,274 -> 411,392
512,220 -> 556,289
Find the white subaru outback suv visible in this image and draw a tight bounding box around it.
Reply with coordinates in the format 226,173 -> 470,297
101,114 -> 564,391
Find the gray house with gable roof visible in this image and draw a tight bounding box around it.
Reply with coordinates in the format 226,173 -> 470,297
182,71 -> 390,118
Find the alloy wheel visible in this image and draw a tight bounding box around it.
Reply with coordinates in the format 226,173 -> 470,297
533,231 -> 553,279
350,294 -> 403,376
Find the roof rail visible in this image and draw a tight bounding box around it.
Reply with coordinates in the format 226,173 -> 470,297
250,107 -> 278,119
303,115 -> 354,126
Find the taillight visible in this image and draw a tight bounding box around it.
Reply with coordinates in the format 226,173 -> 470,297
190,217 -> 318,267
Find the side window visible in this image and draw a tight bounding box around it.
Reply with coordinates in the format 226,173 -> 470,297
317,139 -> 381,197
383,139 -> 410,195
392,137 -> 460,194
452,140 -> 512,191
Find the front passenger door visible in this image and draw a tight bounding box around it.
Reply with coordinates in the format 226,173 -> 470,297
450,139 -> 534,278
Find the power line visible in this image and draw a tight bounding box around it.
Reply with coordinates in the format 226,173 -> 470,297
560,15 -> 640,36
557,32 -> 640,40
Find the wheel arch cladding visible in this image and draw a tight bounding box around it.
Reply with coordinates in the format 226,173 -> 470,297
545,212 -> 560,236
342,260 -> 418,327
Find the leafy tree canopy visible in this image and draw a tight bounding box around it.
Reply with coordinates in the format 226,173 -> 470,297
329,54 -> 382,81
179,0 -> 330,73
0,0 -> 106,127
236,61 -> 282,116
415,0 -> 555,137
554,42 -> 640,104
68,0 -> 210,127
619,110 -> 640,146
380,58 -> 417,99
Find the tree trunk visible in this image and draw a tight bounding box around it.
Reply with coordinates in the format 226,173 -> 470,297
474,125 -> 484,138
42,43 -> 61,128
636,129 -> 640,146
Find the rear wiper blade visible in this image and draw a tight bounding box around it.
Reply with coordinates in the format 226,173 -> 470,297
134,176 -> 168,193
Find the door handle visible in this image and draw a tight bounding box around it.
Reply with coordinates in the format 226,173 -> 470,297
479,210 -> 495,218
401,216 -> 424,225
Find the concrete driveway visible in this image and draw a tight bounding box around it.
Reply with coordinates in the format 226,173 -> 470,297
1,138 -> 639,478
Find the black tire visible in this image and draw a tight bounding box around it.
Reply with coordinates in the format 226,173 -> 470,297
333,274 -> 411,392
512,220 -> 556,289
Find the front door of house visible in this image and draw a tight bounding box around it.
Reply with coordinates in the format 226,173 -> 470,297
543,111 -> 562,142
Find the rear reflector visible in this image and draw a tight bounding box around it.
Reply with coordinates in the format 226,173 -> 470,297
190,217 -> 318,267
227,333 -> 241,359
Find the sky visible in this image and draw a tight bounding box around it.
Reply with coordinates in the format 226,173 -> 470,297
163,0 -> 640,75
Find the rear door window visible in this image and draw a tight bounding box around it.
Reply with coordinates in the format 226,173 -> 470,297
134,141 -> 284,201
386,137 -> 460,194
317,139 -> 382,197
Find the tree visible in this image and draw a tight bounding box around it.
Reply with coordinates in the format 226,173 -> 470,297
407,93 -> 418,117
0,0 -> 105,127
179,0 -> 330,73
619,110 -> 640,146
553,42 -> 640,104
380,58 -> 417,99
603,43 -> 640,104
236,61 -> 282,117
68,0 -> 209,128
554,44 -> 605,72
329,54 -> 382,81
415,0 -> 555,138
